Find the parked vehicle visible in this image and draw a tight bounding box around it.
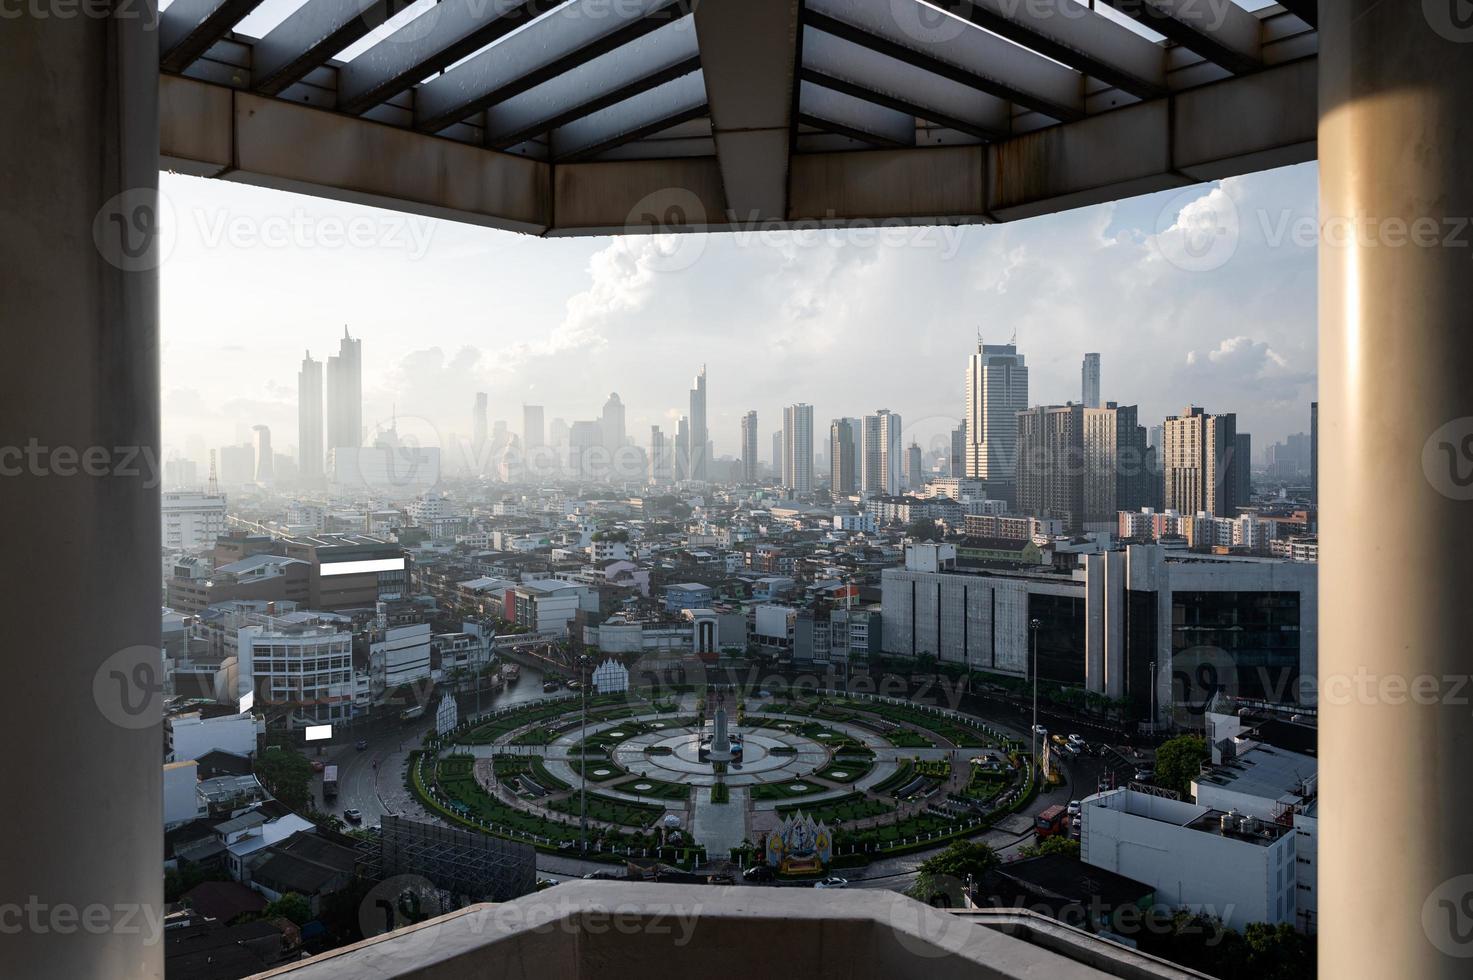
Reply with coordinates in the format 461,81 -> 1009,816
355,739 -> 369,751
400,705 -> 425,722
343,807 -> 362,823
1034,804 -> 1070,840
1066,800 -> 1082,816
1133,768 -> 1155,784
741,865 -> 776,883
1067,734 -> 1086,747
582,870 -> 622,880
814,876 -> 849,889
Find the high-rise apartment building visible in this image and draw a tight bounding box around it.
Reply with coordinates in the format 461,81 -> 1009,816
740,411 -> 758,483
1234,433 -> 1253,505
675,416 -> 690,482
688,366 -> 707,482
1310,402 -> 1318,508
829,417 -> 859,495
649,425 -> 668,485
326,327 -> 362,452
772,431 -> 783,475
949,424 -> 966,478
1082,403 -> 1153,525
1162,406 -> 1240,517
1082,352 -> 1101,408
1016,404 -> 1084,529
523,405 -> 544,451
297,351 -> 323,485
965,341 -> 1028,506
569,421 -> 602,482
905,443 -> 924,490
861,415 -> 882,495
783,403 -> 814,494
252,425 -> 274,485
877,409 -> 904,494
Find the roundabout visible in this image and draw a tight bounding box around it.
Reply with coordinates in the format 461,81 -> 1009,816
408,685 -> 1042,872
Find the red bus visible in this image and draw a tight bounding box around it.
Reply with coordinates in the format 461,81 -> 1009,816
1034,804 -> 1069,839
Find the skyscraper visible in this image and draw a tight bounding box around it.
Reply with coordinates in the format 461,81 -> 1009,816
877,409 -> 904,494
297,351 -> 323,485
601,393 -> 625,455
1082,352 -> 1101,408
740,411 -> 758,483
675,416 -> 690,482
1016,404 -> 1084,528
650,425 -> 667,485
1234,432 -> 1253,506
1162,406 -> 1240,517
1310,401 -> 1318,508
252,425 -> 275,485
783,403 -> 814,494
472,392 -> 488,469
688,366 -> 707,482
966,340 -> 1028,506
1082,402 -> 1152,525
829,417 -> 859,495
949,424 -> 966,478
861,415 -> 882,495
904,443 -> 924,490
326,327 -> 362,452
772,431 -> 783,476
569,421 -> 602,482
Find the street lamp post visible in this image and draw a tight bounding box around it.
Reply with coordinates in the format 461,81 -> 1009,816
1030,618 -> 1041,782
579,653 -> 589,853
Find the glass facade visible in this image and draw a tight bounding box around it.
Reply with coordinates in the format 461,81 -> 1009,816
1171,590 -> 1301,704
1027,592 -> 1087,686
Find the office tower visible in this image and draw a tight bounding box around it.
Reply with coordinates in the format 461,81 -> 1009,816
297,351 -> 323,485
1234,433 -> 1253,505
688,365 -> 708,481
876,409 -> 904,494
740,411 -> 759,483
1016,404 -> 1085,529
326,326 -> 362,452
251,426 -> 274,485
522,405 -> 545,452
649,426 -> 667,485
949,424 -> 966,478
1082,403 -> 1152,525
548,416 -> 567,447
905,443 -> 924,490
601,393 -> 625,455
1162,406 -> 1239,517
568,421 -> 602,481
675,416 -> 690,482
472,392 -> 488,459
772,431 -> 783,475
829,418 -> 859,495
965,340 -> 1028,506
783,403 -> 814,494
218,443 -> 255,487
1082,352 -> 1101,408
1310,402 -> 1318,507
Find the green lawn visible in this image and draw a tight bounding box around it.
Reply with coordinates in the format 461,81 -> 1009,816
777,792 -> 893,825
816,760 -> 874,783
750,779 -> 831,801
610,776 -> 690,801
546,792 -> 666,828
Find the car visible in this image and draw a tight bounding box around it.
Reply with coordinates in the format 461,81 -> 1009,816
582,870 -> 622,880
814,876 -> 849,889
1068,733 -> 1086,746
1066,800 -> 1081,816
1031,724 -> 1048,736
741,865 -> 776,883
1133,769 -> 1155,783
354,739 -> 369,751
343,808 -> 363,823
310,760 -> 325,772
535,878 -> 559,891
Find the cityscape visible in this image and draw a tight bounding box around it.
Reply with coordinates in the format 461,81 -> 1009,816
14,3 -> 1473,980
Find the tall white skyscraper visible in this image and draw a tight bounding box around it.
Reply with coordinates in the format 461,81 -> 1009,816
783,403 -> 814,494
297,351 -> 323,485
740,411 -> 758,483
326,327 -> 362,452
252,425 -> 274,485
649,425 -> 668,485
1082,352 -> 1101,408
472,392 -> 488,464
878,409 -> 904,494
688,366 -> 707,482
965,340 -> 1028,505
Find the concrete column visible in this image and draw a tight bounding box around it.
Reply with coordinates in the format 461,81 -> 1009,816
1320,4 -> 1473,975
0,6 -> 162,980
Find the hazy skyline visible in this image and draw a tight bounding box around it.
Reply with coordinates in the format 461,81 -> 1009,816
160,161 -> 1317,466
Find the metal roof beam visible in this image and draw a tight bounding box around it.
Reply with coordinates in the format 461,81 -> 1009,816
160,0 -> 268,73
1099,0 -> 1262,75
550,73 -> 709,161
414,0 -> 690,134
798,81 -> 916,148
800,27 -> 1009,141
1275,0 -> 1316,28
804,0 -> 1084,122
927,0 -> 1168,99
481,18 -> 701,149
252,0 -> 412,97
337,0 -> 573,115
692,0 -> 803,222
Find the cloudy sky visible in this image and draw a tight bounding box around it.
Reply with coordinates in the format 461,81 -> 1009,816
159,159 -> 1318,467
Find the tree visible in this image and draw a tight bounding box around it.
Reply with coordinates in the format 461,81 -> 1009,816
1018,836 -> 1080,859
1154,735 -> 1210,798
909,840 -> 999,904
262,893 -> 312,926
254,748 -> 314,810
906,517 -> 941,541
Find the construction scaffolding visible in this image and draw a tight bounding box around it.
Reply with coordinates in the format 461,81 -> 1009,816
364,815 -> 537,902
